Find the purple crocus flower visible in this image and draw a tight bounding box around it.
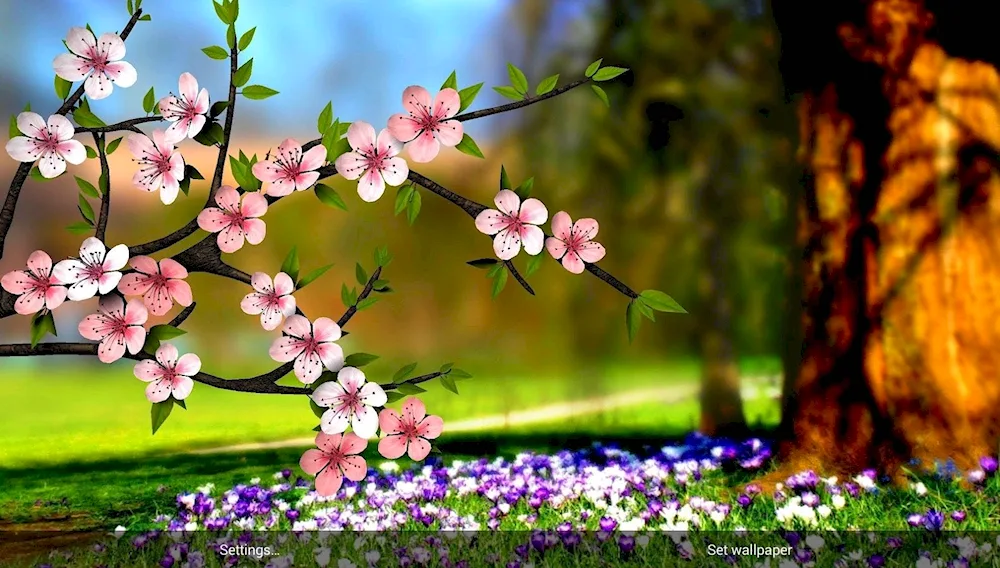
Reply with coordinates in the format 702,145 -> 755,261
868,554 -> 886,567
285,509 -> 299,522
981,456 -> 998,475
951,510 -> 966,522
907,514 -> 925,527
886,537 -> 903,549
599,517 -> 617,532
530,531 -> 547,552
159,556 -> 175,568
618,535 -> 636,554
923,509 -> 945,532
737,494 -> 752,508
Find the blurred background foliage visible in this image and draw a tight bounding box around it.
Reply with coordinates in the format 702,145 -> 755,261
0,0 -> 795,455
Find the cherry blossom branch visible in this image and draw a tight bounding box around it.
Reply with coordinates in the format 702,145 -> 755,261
167,302 -> 196,328
0,289 -> 14,318
380,371 -> 443,391
93,133 -> 111,242
337,266 -> 382,328
210,46 -> 239,197
452,78 -> 590,122
0,9 -> 145,261
170,235 -> 251,284
76,116 -> 160,135
584,263 -> 638,299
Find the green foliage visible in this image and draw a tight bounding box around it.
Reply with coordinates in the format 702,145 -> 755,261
406,189 -> 422,225
535,74 -> 559,96
454,134 -> 484,159
467,258 -> 498,269
296,264 -> 333,290
228,154 -> 259,190
142,87 -> 155,113
493,86 -> 523,101
506,63 -> 528,95
441,70 -> 458,91
317,101 -> 333,135
322,120 -> 351,162
242,85 -> 278,100
8,114 -> 19,139
143,324 -> 187,353
226,24 -> 236,50
448,368 -> 472,379
639,290 -> 686,313
315,184 -> 347,211
585,58 -> 603,77
341,284 -> 357,307
394,184 -> 415,216
238,27 -> 256,51
76,176 -> 99,198
29,311 -> 57,348
213,0 -> 234,24
525,254 -> 543,277
593,66 -> 629,81
355,263 -> 368,286
625,300 -> 641,343
487,262 -> 507,298
513,177 -> 533,200
209,101 -> 228,118
392,363 -> 418,382
193,122 -> 224,146
65,222 -> 93,235
356,297 -> 378,311
280,247 -> 300,282
77,194 -> 95,224
457,83 -> 483,113
344,353 -> 379,368
84,146 -> 97,159
202,45 -> 229,60
54,75 -> 72,100
73,107 -> 105,128
150,399 -> 173,435
591,85 -> 610,107
233,59 -> 253,88
105,137 -> 122,155
178,164 -> 204,196
440,375 -> 459,394
29,167 -> 50,182
499,165 -> 512,191
373,245 -> 393,268
396,383 -> 426,395
384,391 -> 405,404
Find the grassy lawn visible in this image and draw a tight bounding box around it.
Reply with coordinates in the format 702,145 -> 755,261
0,358 -> 780,467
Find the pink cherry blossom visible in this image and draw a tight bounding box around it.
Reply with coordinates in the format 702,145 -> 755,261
311,367 -> 388,439
299,431 -> 367,497
133,342 -> 200,402
53,27 -> 137,100
377,397 -> 443,461
52,237 -> 130,301
545,211 -> 607,274
474,190 -> 548,260
78,295 -> 147,364
117,256 -> 193,316
5,112 -> 86,178
251,139 -> 327,197
196,186 -> 268,253
128,129 -> 186,205
387,86 -> 464,163
1,251 -> 67,315
269,315 -> 344,384
334,121 -> 408,202
240,272 -> 296,331
159,73 -> 210,141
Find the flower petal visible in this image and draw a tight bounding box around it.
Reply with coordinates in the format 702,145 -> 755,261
518,198 -> 548,225
359,382 -> 387,407
26,250 -> 52,273
216,224 -> 247,253
386,114 -> 422,143
1,270 -> 34,294
337,367 -> 366,393
197,208 -> 229,233
84,72 -> 114,100
380,157 -> 408,187
545,237 -> 568,260
378,408 -> 403,434
293,349 -> 324,384
56,140 -> 87,165
311,381 -> 347,407
520,225 -> 545,256
175,353 -> 202,376
214,186 -> 240,211
493,227 -> 522,261
134,359 -> 164,382
155,342 -> 179,367
572,218 -> 600,241
346,121 -> 376,152
356,168 -> 385,203
282,314 -> 312,338
98,334 -> 127,363
65,27 -> 97,58
561,250 -> 585,274
273,272 -> 295,296
250,271 -> 273,294
435,119 -> 464,148
401,85 -> 433,117
14,290 -> 46,315
377,434 -> 408,460
494,190 -> 521,217
474,209 -> 508,236
314,462 -> 344,497
46,114 -> 76,142
5,137 -> 44,162
103,244 -> 130,271
259,305 -> 284,331
351,406 -> 379,439
340,432 -> 368,455
171,376 -> 194,400
405,130 -> 440,163
37,152 -> 67,178
311,317 -> 342,343
97,33 -> 126,62
551,211 -> 573,241
417,415 -> 444,439
299,448 -> 330,476
240,192 -> 268,218
159,258 -> 188,280
334,152 -> 367,181
576,241 -> 606,264
242,219 -> 266,246
407,437 -> 432,461
178,72 -> 198,104
16,112 -> 46,139
401,397 -> 427,423
320,407 -> 351,435
67,278 -> 100,301
316,342 -> 345,373
145,378 -> 172,403
432,88 -> 461,120
105,61 -> 137,88
270,336 -> 305,363
299,145 -> 327,172
340,455 -> 367,482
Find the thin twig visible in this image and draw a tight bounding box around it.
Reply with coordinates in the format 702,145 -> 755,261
93,133 -> 111,242
167,302 -> 197,328
380,371 -> 444,391
76,116 -> 161,134
337,267 -> 382,328
452,78 -> 591,122
0,9 -> 145,259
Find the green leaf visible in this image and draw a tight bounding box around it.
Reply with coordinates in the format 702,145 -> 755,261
314,184 -> 347,211
397,383 -> 426,395
593,66 -> 628,81
344,353 -> 379,368
84,145 -> 97,159
78,195 -> 95,224
393,363 -> 418,382
535,74 -> 559,96
635,298 -> 656,322
149,324 -> 187,341
591,84 -> 610,107
179,177 -> 191,196
127,0 -> 134,14
491,267 -> 508,298
626,300 -> 641,343
493,85 -> 524,101
585,58 -> 603,78
98,171 -> 109,196
499,165 -> 511,191
226,24 -> 236,50
322,119 -> 339,162
449,368 -> 472,379
454,134 -> 485,159
406,189 -> 422,225
54,75 -> 72,100
514,177 -> 534,200
73,107 -> 106,128
440,376 -> 459,395
639,290 -> 687,313
525,253 -> 543,277
229,0 -> 240,22
193,122 -> 224,146
309,399 -> 326,419
212,1 -> 233,24
75,177 -> 99,198
65,221 -> 93,235
186,164 -> 205,180
238,27 -> 256,51
507,63 -> 528,94
384,392 -> 405,404
29,311 -> 57,348
467,258 -> 498,269
394,184 -> 415,216
241,85 -> 279,100
356,297 -> 378,311
228,155 -> 253,189
355,263 -> 368,286
77,98 -> 88,112
202,45 -> 229,60
317,101 -> 333,135
29,167 -> 49,182
441,70 -> 458,91
142,335 -> 161,354
374,245 -> 393,268
457,83 -> 483,113
280,247 -> 300,282
297,263 -> 333,290
210,101 -> 229,118
486,262 -> 504,278
139,14 -> 151,21
142,87 -> 155,113
9,114 -> 19,139
106,137 -> 122,155
341,283 -> 352,307
233,58 -> 253,88
175,399 -> 187,410
151,399 -> 174,435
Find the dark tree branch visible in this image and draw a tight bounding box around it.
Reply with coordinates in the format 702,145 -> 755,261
585,262 -> 638,299
503,260 -> 535,295
167,302 -> 197,328
452,78 -> 591,122
0,10 -> 145,260
337,266 -> 382,328
93,133 -> 111,242
76,116 -> 161,134
380,371 -> 444,391
406,170 -> 485,218
171,235 -> 251,284
0,289 -> 15,319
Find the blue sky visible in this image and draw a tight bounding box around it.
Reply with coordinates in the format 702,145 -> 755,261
0,0 -> 557,141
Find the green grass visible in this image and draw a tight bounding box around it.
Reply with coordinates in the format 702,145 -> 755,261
0,359 -> 748,467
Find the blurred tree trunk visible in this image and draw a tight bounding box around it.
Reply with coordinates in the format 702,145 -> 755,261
697,134 -> 748,437
771,0 -> 1000,479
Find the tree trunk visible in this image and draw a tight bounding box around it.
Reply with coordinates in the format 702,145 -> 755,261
771,0 -> 1000,481
697,134 -> 749,438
